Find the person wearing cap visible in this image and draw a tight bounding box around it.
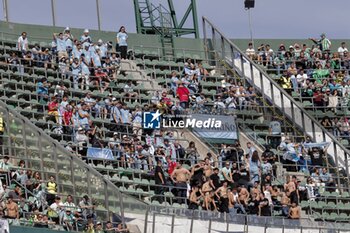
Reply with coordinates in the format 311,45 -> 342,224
97,39 -> 108,60
79,195 -> 95,220
81,29 -> 92,44
76,126 -> 88,157
62,208 -> 75,231
116,26 -> 128,59
309,33 -> 331,52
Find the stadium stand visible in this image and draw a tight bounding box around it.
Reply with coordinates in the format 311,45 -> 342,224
0,15 -> 349,233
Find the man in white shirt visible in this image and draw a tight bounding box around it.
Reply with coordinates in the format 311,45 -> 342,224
296,69 -> 308,88
338,42 -> 348,58
246,42 -> 255,59
17,32 -> 28,53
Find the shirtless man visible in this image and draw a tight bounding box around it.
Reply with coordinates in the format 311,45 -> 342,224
201,177 -> 213,196
171,163 -> 191,204
215,181 -> 229,213
281,192 -> 291,217
288,202 -> 301,219
189,186 -> 200,210
285,175 -> 298,204
203,158 -> 213,178
238,186 -> 250,206
5,197 -> 19,219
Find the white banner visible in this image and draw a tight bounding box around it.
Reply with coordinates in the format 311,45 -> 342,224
191,114 -> 238,139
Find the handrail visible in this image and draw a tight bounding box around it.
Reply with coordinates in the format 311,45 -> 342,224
0,100 -> 149,223
202,16 -> 350,180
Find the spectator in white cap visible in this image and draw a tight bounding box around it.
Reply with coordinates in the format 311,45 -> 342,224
97,39 -> 108,59
63,27 -> 74,57
81,29 -> 92,43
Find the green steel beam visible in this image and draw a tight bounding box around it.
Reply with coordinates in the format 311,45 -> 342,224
192,0 -> 199,38
133,0 -> 199,38
167,0 -> 179,28
178,4 -> 192,29
133,0 -> 142,34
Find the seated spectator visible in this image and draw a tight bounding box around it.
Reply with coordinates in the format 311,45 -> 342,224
79,195 -> 95,220
48,96 -> 60,124
246,42 -> 256,60
123,81 -> 138,99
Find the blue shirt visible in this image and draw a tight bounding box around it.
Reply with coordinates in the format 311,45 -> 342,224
117,32 -> 128,46
72,46 -> 82,59
120,109 -> 130,124
92,53 -> 101,67
56,38 -> 67,52
37,82 -> 48,95
80,35 -> 92,43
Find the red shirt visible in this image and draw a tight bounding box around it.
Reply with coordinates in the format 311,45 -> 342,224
176,86 -> 190,102
167,161 -> 177,175
63,111 -> 73,126
48,101 -> 58,112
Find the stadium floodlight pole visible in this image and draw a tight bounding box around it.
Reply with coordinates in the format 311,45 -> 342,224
51,0 -> 56,27
2,0 -> 9,22
248,8 -> 254,50
96,0 -> 101,31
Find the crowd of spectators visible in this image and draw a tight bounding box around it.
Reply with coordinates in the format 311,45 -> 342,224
0,156 -> 129,232
1,27 -> 345,230
245,34 -> 350,143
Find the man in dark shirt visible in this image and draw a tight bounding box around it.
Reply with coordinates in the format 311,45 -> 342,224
259,193 -> 271,216
238,164 -> 250,187
155,159 -> 165,202
210,168 -> 221,190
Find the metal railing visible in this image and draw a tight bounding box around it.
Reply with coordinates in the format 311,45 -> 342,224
0,100 -> 151,224
143,205 -> 350,233
202,17 -> 350,184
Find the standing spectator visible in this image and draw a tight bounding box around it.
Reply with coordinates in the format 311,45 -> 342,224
46,175 -> 57,205
155,159 -> 166,202
170,163 -> 191,204
53,32 -> 68,58
37,78 -> 50,112
4,197 -> 19,219
176,82 -> 190,109
166,156 -> 176,176
249,151 -> 261,183
258,192 -> 271,216
17,32 -> 29,54
215,180 -> 229,213
338,42 -> 348,58
80,29 -> 92,44
116,26 -> 128,59
309,33 -> 331,52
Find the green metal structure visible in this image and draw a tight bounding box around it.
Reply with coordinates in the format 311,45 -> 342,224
133,0 -> 199,59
